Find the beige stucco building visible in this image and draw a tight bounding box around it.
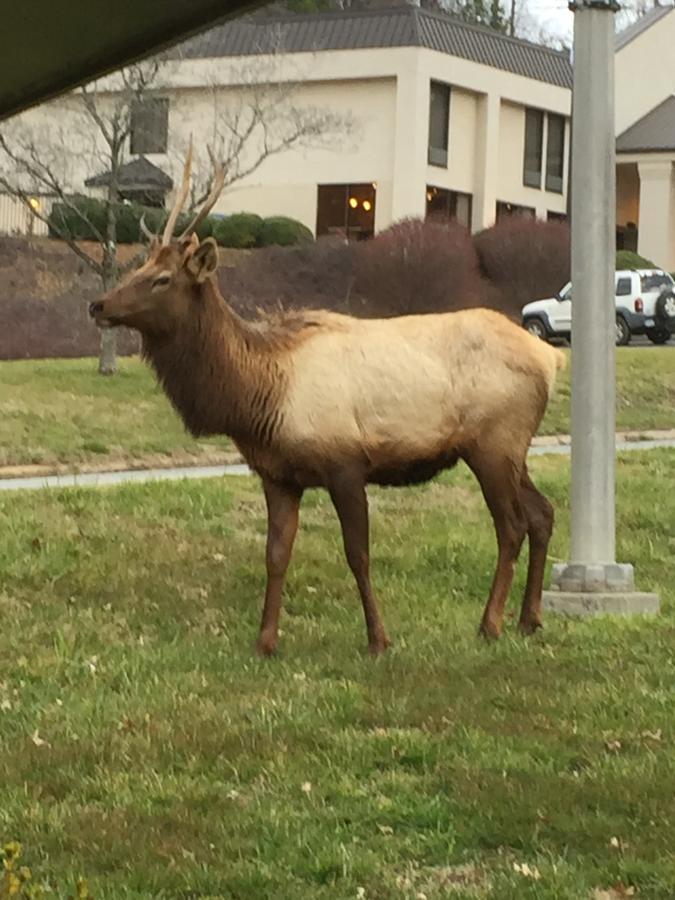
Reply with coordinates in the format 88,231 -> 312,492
615,4 -> 675,270
0,7 -> 572,240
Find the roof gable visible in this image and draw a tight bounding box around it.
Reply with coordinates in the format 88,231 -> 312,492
616,95 -> 675,153
174,6 -> 572,88
85,155 -> 173,190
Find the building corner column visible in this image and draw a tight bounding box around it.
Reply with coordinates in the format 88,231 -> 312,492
391,54 -> 428,224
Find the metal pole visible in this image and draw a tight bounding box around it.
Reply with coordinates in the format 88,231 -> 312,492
569,0 -> 616,566
543,0 -> 659,616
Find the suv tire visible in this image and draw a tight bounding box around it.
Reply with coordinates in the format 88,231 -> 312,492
615,315 -> 631,346
646,327 -> 671,345
524,317 -> 547,340
655,290 -> 675,325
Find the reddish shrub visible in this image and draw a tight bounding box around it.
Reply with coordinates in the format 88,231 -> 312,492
474,218 -> 571,319
353,218 -> 485,317
0,237 -> 138,360
223,236 -> 356,316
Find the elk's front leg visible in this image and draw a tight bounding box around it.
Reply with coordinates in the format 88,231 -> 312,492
256,479 -> 302,656
329,469 -> 390,655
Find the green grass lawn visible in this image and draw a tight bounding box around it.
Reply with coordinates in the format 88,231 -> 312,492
0,348 -> 673,470
0,357 -> 224,469
1,451 -> 674,898
540,346 -> 675,436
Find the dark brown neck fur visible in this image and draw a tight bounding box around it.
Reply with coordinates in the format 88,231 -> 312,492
142,280 -> 286,446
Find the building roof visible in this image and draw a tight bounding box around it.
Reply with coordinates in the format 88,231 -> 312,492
616,95 -> 675,153
175,6 -> 573,88
0,0 -> 260,123
615,4 -> 674,51
85,156 -> 173,191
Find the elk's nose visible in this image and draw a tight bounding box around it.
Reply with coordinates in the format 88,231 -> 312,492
89,301 -> 103,317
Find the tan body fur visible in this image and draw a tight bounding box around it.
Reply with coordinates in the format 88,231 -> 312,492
271,308 -> 561,487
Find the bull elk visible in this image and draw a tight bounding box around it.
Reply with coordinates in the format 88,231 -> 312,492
89,145 -> 565,656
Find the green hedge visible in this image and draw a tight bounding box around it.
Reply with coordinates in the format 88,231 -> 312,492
258,216 -> 313,247
616,249 -> 657,270
48,197 -> 313,249
212,213 -> 263,249
47,197 -> 194,244
212,213 -> 313,249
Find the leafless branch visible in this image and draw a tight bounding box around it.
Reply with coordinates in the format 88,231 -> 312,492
0,173 -> 102,274
0,133 -> 108,246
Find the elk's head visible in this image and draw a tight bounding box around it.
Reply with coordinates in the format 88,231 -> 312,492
89,142 -> 225,335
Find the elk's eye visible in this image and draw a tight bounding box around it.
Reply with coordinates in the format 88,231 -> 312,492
152,275 -> 171,288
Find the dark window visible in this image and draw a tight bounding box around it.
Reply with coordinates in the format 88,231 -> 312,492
496,201 -> 536,221
546,113 -> 565,193
616,277 -> 632,297
316,183 -> 376,241
428,81 -> 450,167
426,186 -> 472,229
130,98 -> 169,155
523,108 -> 544,188
616,222 -> 638,253
547,210 -> 567,223
640,272 -> 673,292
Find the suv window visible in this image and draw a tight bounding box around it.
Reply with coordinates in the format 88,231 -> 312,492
640,273 -> 673,292
616,277 -> 632,296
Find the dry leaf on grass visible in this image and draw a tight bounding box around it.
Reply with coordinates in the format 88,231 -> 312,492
592,884 -> 636,898
31,729 -> 50,748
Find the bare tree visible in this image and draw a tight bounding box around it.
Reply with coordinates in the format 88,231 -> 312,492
0,46 -> 355,373
0,63 -> 161,374
175,45 -> 356,208
615,0 -> 658,31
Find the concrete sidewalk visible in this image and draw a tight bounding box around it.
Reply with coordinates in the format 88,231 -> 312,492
1,435 -> 674,493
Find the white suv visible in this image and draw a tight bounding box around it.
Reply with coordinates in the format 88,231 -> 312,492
522,269 -> 675,346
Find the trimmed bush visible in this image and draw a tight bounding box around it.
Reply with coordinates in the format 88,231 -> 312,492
474,218 -> 571,317
48,196 -> 107,241
353,217 -> 484,317
47,197 -> 192,244
258,216 -> 313,247
616,249 -> 657,270
194,216 -> 219,241
223,236 -> 355,316
212,213 -> 264,249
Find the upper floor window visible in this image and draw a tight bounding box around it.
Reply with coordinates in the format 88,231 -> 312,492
428,81 -> 450,167
130,98 -> 169,155
523,108 -> 544,188
546,113 -> 565,193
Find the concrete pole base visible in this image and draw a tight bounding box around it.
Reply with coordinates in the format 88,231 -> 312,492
543,562 -> 660,618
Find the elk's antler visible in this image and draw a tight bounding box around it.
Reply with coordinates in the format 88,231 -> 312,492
179,146 -> 226,239
139,214 -> 156,244
162,137 -> 194,246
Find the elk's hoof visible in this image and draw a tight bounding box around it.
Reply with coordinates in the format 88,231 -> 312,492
255,634 -> 278,657
478,620 -> 501,641
367,635 -> 391,656
518,618 -> 543,637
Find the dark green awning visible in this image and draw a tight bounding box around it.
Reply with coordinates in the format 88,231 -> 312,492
0,1 -> 258,122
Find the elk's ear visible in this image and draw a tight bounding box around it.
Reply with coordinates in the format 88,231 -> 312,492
184,237 -> 219,283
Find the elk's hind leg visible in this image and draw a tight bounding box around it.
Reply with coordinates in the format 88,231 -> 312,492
256,478 -> 303,656
518,468 -> 554,635
466,450 -> 528,639
329,468 -> 390,655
